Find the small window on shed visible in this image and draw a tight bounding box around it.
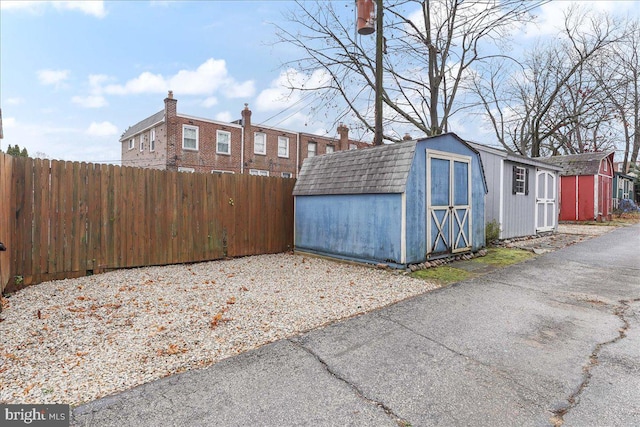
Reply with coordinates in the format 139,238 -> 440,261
512,166 -> 529,195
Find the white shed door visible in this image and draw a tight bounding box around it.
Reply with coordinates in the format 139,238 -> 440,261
536,170 -> 556,232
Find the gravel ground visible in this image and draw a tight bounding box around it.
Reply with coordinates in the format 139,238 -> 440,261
0,253 -> 439,407
557,224 -> 618,236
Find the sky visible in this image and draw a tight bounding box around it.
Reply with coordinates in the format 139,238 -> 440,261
1,0 -> 639,164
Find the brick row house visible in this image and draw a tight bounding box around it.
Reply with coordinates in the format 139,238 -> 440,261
120,91 -> 370,177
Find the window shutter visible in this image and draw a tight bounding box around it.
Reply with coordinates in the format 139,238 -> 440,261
512,165 -> 517,194
525,168 -> 529,195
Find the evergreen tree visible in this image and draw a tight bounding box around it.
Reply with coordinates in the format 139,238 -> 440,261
5,144 -> 29,157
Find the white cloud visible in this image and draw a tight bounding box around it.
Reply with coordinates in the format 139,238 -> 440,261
102,58 -> 255,98
86,121 -> 118,137
53,1 -> 106,18
6,97 -> 24,105
2,116 -> 16,128
72,95 -> 108,108
88,74 -> 112,90
255,68 -> 330,113
202,97 -> 219,108
215,111 -> 233,122
1,1 -> 106,18
0,1 -> 45,12
104,71 -> 166,95
523,1 -> 637,37
37,69 -> 70,86
223,80 -> 256,98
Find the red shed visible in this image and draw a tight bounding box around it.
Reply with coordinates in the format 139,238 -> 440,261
544,152 -> 615,222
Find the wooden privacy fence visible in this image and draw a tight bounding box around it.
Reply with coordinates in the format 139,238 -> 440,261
0,153 -> 295,293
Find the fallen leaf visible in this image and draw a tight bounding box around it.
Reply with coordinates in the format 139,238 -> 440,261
226,296 -> 236,305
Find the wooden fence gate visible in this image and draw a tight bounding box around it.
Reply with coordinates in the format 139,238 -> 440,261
0,153 -> 295,293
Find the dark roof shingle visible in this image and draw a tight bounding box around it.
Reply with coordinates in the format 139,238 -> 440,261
542,152 -> 614,176
120,110 -> 164,141
293,142 -> 417,196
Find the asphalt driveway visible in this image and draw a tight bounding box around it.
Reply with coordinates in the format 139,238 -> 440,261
72,224 -> 640,427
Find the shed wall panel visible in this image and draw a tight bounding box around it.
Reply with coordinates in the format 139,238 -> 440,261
295,193 -> 403,263
477,151 -> 502,227
501,163 -> 536,239
578,175 -> 595,220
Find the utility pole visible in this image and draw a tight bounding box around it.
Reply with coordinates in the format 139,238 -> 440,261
356,0 -> 384,146
374,0 -> 383,146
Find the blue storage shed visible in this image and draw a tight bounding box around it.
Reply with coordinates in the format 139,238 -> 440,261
293,133 -> 488,267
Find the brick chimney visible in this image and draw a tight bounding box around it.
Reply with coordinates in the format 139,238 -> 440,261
337,123 -> 349,151
165,91 -> 178,170
241,103 -> 252,129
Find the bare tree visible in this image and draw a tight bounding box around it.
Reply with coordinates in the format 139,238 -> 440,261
589,17 -> 640,172
472,5 -> 624,157
274,0 -> 543,142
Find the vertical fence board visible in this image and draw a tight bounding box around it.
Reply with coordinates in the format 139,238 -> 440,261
0,158 -> 295,290
0,154 -> 14,292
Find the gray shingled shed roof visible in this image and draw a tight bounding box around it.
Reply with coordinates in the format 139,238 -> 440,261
120,110 -> 164,141
542,151 -> 614,176
293,141 -> 417,196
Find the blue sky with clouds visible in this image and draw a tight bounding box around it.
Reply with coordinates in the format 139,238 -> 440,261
1,1 -> 638,163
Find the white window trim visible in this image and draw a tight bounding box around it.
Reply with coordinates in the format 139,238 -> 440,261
140,135 -> 145,152
217,130 -> 231,155
182,125 -> 199,151
249,169 -> 269,177
254,132 -> 266,155
211,169 -> 235,174
128,138 -> 134,150
349,143 -> 357,150
307,141 -> 317,158
326,145 -> 335,154
150,129 -> 156,152
515,166 -> 526,195
178,167 -> 195,173
278,136 -> 290,158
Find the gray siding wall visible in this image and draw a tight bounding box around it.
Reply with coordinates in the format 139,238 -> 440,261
478,151 -> 502,227
501,163 -> 536,239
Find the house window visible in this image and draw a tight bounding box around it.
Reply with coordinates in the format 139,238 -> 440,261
603,160 -> 608,172
140,134 -> 145,152
349,143 -> 357,150
211,170 -> 234,174
278,136 -> 289,158
326,145 -> 335,154
128,139 -> 134,150
178,167 -> 195,173
512,166 -> 528,195
183,125 -> 198,150
281,172 -> 292,178
254,132 -> 266,155
150,129 -> 156,152
249,169 -> 269,177
217,130 -> 231,155
308,142 -> 317,158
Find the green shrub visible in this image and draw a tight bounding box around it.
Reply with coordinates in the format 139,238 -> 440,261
485,220 -> 500,243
